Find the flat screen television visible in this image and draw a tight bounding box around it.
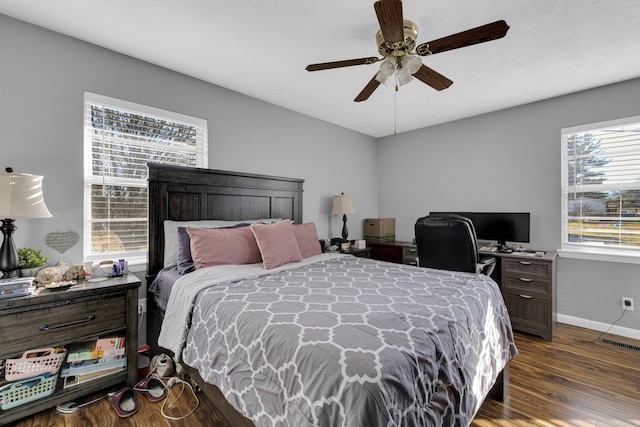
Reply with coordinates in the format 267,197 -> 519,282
428,211 -> 531,247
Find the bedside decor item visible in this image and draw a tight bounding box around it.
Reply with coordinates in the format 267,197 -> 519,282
33,262 -> 70,286
46,212 -> 79,254
331,193 -> 356,240
0,168 -> 52,279
17,247 -> 48,277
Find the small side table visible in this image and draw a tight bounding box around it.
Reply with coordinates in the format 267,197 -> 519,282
342,247 -> 371,258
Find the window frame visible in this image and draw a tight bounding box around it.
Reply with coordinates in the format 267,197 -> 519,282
560,115 -> 640,265
83,92 -> 208,265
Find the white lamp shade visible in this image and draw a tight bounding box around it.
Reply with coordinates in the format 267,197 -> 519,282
0,173 -> 52,219
331,194 -> 356,215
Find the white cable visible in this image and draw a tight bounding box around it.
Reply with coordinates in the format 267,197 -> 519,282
160,377 -> 199,421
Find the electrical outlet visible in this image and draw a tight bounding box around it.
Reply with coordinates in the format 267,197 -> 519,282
138,298 -> 147,315
622,297 -> 634,311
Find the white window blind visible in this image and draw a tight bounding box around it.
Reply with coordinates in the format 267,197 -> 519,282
83,92 -> 207,264
561,115 -> 640,259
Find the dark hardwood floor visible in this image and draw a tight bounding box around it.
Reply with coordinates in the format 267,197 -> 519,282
12,323 -> 640,426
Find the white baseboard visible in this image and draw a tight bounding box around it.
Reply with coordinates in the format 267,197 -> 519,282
557,314 -> 640,341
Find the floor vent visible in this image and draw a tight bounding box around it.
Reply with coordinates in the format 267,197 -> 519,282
599,338 -> 640,352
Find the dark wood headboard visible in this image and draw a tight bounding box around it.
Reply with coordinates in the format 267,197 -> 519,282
146,163 -> 304,281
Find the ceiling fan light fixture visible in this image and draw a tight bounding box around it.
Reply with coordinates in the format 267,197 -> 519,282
375,72 -> 390,85
375,57 -> 396,85
403,55 -> 422,74
397,67 -> 413,86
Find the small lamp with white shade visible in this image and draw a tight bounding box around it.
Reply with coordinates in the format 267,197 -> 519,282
331,193 -> 356,242
0,168 -> 52,278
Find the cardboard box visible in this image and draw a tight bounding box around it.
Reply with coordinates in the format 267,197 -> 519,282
364,218 -> 395,242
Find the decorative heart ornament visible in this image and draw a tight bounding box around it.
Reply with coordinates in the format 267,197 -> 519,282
46,231 -> 80,254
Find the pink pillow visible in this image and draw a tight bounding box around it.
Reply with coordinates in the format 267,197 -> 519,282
250,221 -> 303,269
293,223 -> 322,258
187,226 -> 262,268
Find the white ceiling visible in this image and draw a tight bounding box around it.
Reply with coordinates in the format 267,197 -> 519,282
1,0 -> 640,137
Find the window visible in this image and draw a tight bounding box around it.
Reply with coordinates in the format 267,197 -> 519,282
561,115 -> 640,262
84,92 -> 207,264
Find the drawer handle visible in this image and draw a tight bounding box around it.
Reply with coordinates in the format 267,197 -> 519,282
407,249 -> 417,253
40,315 -> 96,331
519,277 -> 533,282
519,294 -> 533,299
519,261 -> 532,265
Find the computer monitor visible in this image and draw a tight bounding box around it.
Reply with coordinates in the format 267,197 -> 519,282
428,211 -> 531,247
473,212 -> 530,247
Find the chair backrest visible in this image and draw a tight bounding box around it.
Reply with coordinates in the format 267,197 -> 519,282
414,214 -> 479,273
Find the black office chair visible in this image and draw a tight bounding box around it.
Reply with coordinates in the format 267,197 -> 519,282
414,214 -> 496,276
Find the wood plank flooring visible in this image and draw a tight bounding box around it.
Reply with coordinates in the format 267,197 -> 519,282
12,323 -> 640,426
473,323 -> 640,426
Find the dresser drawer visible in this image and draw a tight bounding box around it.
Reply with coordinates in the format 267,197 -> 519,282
502,274 -> 550,295
1,293 -> 127,357
369,244 -> 403,264
503,258 -> 551,278
503,291 -> 550,331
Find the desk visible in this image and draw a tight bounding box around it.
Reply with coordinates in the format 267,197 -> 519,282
480,250 -> 557,341
367,241 -> 417,265
328,247 -> 371,258
368,242 -> 556,340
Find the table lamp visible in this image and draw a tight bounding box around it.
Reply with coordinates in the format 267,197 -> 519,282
331,193 -> 356,241
0,168 -> 52,278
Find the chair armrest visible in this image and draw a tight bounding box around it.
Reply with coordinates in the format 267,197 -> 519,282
477,256 -> 497,276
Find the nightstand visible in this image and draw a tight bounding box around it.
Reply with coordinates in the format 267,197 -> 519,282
0,274 -> 141,425
367,241 -> 416,264
343,247 -> 371,258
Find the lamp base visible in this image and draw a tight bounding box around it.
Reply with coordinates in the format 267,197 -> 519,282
0,218 -> 19,279
341,214 -> 349,241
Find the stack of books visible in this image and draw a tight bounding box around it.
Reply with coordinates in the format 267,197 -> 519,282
0,277 -> 33,299
60,336 -> 126,388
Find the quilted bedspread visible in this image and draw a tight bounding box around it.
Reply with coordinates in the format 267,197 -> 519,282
179,256 -> 517,427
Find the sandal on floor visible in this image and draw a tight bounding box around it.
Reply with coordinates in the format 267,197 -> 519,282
134,377 -> 167,402
110,387 -> 138,418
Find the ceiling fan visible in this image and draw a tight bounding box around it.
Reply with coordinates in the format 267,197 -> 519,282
306,0 -> 510,102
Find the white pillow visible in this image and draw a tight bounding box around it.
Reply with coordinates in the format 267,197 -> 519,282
162,219 -> 282,267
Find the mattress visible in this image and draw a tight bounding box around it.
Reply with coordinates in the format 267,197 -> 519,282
148,265 -> 182,317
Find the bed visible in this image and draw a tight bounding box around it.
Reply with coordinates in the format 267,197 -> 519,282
146,163 -> 517,427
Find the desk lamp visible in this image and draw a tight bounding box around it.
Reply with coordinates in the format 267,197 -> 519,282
331,193 -> 356,241
0,168 -> 52,278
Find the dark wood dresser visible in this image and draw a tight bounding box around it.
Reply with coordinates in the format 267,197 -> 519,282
0,274 -> 140,425
367,241 -> 417,265
499,251 -> 557,341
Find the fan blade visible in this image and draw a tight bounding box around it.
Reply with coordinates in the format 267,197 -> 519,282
374,0 -> 404,45
306,57 -> 379,72
416,20 -> 510,56
412,65 -> 453,91
354,76 -> 382,102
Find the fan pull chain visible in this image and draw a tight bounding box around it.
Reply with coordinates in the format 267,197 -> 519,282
394,73 -> 399,136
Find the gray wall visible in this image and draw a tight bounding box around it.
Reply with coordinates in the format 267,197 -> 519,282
0,14 -> 378,272
3,12 -> 640,339
377,78 -> 640,336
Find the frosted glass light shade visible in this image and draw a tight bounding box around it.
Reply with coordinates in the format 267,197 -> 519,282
0,173 -> 52,219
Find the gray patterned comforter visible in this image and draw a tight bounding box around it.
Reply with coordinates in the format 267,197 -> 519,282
180,256 -> 517,427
